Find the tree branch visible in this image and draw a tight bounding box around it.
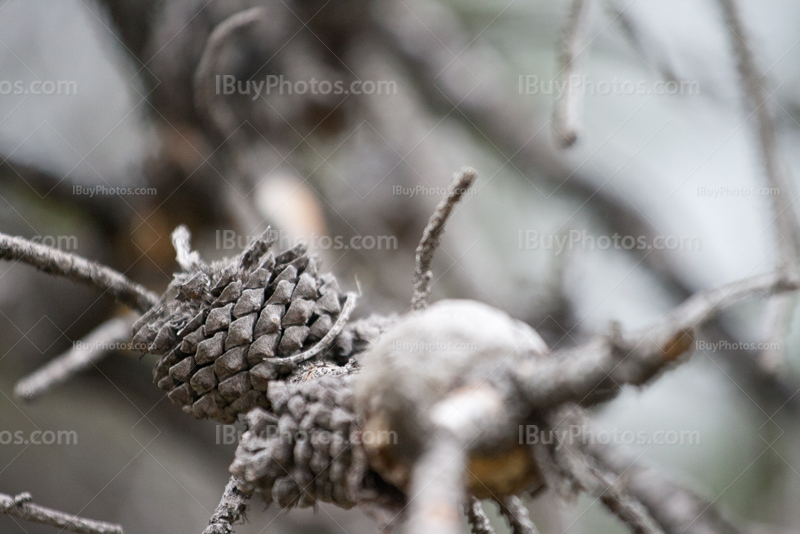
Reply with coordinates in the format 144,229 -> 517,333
0,492 -> 124,534
553,0 -> 592,147
0,233 -> 159,313
466,497 -> 496,534
15,315 -> 136,401
584,436 -> 743,534
498,496 -> 539,534
516,270 -> 800,409
193,7 -> 266,140
202,477 -> 251,534
412,167 -> 477,310
718,0 -> 800,375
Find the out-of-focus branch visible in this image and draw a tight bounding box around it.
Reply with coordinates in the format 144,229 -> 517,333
518,270 -> 800,409
549,409 -> 666,534
202,477 -> 251,534
498,496 -> 539,534
193,7 -> 266,140
15,315 -> 136,401
0,232 -> 159,313
552,0 -> 592,147
585,436 -> 743,534
405,431 -> 466,534
0,159 -> 129,234
718,0 -> 800,374
0,492 -> 124,534
412,167 -> 477,310
466,497 -> 496,534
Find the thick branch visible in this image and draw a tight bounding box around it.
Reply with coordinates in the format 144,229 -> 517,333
517,270 -> 800,409
15,315 -> 136,401
0,492 -> 123,534
412,167 -> 477,310
405,431 -> 466,534
0,233 -> 158,313
553,0 -> 591,147
202,477 -> 251,534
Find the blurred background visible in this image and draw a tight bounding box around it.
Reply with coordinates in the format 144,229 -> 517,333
1,0 -> 799,532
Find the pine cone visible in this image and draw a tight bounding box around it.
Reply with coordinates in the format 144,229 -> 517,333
230,373 -> 401,510
131,228 -> 386,424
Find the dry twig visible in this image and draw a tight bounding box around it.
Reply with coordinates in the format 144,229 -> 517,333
552,0 -> 592,146
584,433 -> 743,534
202,477 -> 251,534
0,232 -> 158,313
718,0 -> 800,374
263,292 -> 358,368
498,496 -> 539,534
193,7 -> 266,139
15,315 -> 136,401
412,167 -> 477,310
0,492 -> 124,534
466,497 -> 496,534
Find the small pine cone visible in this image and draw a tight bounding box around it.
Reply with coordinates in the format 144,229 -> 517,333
132,228 -> 373,424
229,374 -> 395,510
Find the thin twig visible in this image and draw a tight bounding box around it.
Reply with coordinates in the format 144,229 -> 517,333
15,315 -> 136,401
412,167 -> 477,310
194,7 -> 266,139
582,425 -> 744,534
263,292 -> 358,367
552,0 -> 592,147
202,477 -> 251,534
466,497 -> 496,534
0,232 -> 158,313
0,492 -> 124,534
718,0 -> 800,374
498,496 -> 539,534
172,225 -> 208,272
549,409 -> 666,534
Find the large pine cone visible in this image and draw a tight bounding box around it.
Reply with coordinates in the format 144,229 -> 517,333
131,228 -> 386,424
